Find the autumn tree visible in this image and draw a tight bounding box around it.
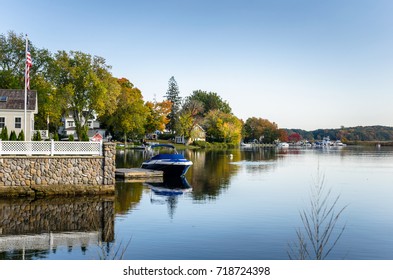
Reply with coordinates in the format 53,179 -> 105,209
0,31 -> 63,132
52,50 -> 120,140
288,132 -> 302,143
103,78 -> 148,144
177,110 -> 194,139
164,76 -> 182,133
278,129 -> 289,142
244,117 -> 279,143
144,100 -> 172,133
175,98 -> 204,141
184,90 -> 232,117
204,110 -> 242,144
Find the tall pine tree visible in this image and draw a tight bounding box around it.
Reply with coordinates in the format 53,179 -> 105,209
164,76 -> 182,133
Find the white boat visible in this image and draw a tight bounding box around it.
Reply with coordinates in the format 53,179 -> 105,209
277,142 -> 289,148
322,136 -> 332,146
333,140 -> 346,147
240,142 -> 253,148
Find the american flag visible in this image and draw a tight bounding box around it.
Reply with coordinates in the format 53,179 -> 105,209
26,44 -> 32,90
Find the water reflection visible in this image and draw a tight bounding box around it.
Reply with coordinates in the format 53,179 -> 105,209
184,149 -> 240,200
115,181 -> 144,214
145,177 -> 192,218
0,196 -> 114,259
116,149 -> 148,168
288,170 -> 347,260
116,148 -> 280,201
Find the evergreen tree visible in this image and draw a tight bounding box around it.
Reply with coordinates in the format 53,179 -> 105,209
17,130 -> 25,141
9,130 -> 17,141
81,130 -> 89,141
1,126 -> 8,140
32,130 -> 41,141
164,76 -> 182,133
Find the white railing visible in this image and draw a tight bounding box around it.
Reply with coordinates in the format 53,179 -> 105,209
0,140 -> 102,156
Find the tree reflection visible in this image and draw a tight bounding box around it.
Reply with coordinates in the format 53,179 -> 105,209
185,149 -> 241,200
115,181 -> 144,214
288,169 -> 347,260
116,149 -> 148,168
115,148 -> 278,203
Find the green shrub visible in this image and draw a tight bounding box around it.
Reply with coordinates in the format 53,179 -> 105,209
81,130 -> 89,141
9,130 -> 17,141
53,133 -> 59,141
18,130 -> 25,141
1,126 -> 8,140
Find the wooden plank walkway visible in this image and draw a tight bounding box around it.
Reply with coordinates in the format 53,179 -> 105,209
115,168 -> 163,179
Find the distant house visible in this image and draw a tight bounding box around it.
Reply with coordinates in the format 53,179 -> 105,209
191,124 -> 206,142
0,89 -> 38,140
175,124 -> 206,144
91,131 -> 103,142
58,110 -> 101,139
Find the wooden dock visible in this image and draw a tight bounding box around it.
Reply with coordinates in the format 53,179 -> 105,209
115,168 -> 163,182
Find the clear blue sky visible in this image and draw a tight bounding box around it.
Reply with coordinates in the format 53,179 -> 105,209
2,0 -> 393,130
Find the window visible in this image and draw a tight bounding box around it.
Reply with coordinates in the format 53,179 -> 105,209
0,117 -> 4,128
15,117 -> 21,129
67,121 -> 74,127
0,96 -> 8,102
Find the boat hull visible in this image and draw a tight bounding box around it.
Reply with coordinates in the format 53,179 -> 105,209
141,160 -> 192,177
141,144 -> 193,177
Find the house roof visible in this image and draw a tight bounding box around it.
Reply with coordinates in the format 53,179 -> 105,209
193,124 -> 206,132
0,89 -> 37,111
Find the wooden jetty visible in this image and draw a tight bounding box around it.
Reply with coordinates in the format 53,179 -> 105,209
115,168 -> 163,182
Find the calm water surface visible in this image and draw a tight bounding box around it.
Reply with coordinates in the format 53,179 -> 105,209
1,146 -> 393,260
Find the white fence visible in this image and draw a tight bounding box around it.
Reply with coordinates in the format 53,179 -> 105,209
0,140 -> 102,156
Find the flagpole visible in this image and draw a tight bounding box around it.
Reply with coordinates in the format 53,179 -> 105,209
24,34 -> 28,141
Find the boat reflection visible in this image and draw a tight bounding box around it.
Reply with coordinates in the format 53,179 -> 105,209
145,176 -> 192,196
144,176 -> 192,218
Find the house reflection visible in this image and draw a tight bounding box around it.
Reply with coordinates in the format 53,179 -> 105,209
0,196 -> 114,259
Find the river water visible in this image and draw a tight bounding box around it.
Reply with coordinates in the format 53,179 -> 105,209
1,146 -> 392,260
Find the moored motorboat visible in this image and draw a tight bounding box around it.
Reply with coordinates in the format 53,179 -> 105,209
141,144 -> 193,177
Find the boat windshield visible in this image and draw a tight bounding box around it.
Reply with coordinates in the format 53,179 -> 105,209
151,154 -> 185,160
148,144 -> 178,154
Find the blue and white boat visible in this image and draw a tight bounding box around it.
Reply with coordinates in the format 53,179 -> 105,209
141,144 -> 193,177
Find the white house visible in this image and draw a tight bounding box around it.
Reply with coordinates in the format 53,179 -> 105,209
0,89 -> 38,140
175,124 -> 206,144
58,110 -> 102,139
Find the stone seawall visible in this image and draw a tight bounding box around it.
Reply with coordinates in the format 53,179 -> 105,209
0,143 -> 116,197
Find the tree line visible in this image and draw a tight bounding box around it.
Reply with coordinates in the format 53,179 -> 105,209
0,31 -> 172,141
0,31 -> 291,144
285,126 -> 393,142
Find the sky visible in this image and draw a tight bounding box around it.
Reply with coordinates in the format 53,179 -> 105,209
1,0 -> 393,130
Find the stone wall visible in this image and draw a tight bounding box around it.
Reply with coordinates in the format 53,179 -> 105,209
0,142 -> 116,197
